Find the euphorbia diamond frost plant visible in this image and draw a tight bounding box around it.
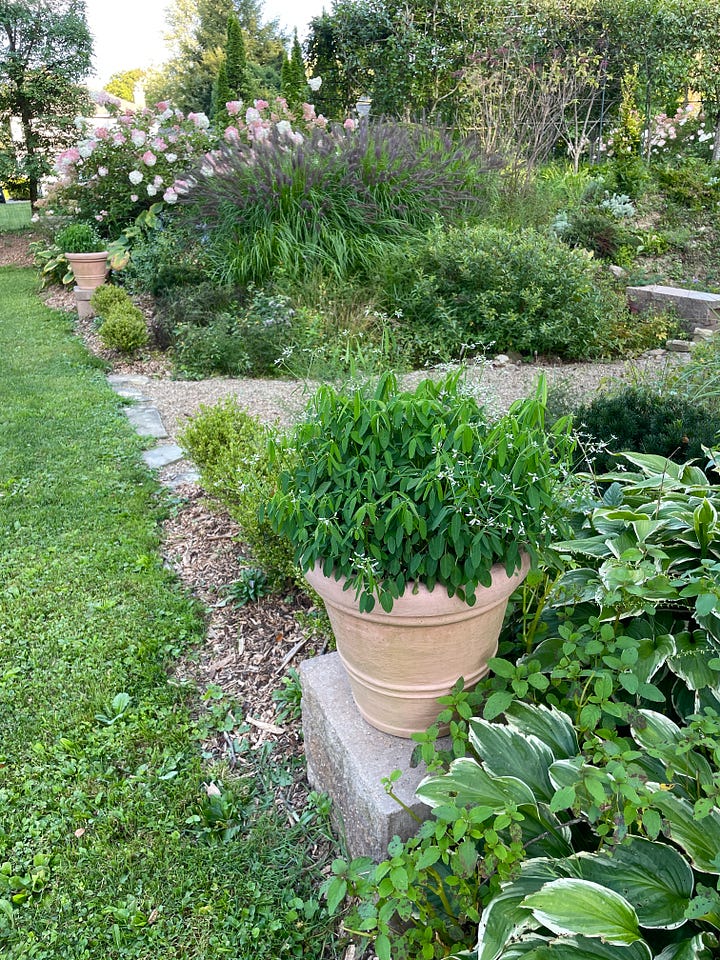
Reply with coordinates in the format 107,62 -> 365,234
267,371 -> 575,614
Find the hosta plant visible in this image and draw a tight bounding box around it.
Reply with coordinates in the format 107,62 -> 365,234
267,370 -> 575,613
324,451 -> 720,959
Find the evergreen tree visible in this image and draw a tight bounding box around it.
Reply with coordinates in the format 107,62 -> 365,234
282,29 -> 307,107
213,60 -> 231,120
225,13 -> 251,101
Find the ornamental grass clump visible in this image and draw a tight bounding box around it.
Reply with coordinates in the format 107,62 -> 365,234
182,121 -> 490,286
267,371 -> 575,613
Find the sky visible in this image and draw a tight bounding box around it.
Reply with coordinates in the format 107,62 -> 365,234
85,0 -> 328,86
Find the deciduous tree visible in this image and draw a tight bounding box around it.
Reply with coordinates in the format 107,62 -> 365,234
0,0 -> 92,206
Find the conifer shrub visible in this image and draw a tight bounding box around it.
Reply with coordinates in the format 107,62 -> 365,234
573,383 -> 719,473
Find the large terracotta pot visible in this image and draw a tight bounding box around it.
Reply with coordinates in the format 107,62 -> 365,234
66,252 -> 108,289
305,555 -> 530,738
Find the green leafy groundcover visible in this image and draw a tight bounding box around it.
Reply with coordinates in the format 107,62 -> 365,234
0,269 -> 337,959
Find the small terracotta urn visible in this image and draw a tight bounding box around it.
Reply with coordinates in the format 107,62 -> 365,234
66,252 -> 109,289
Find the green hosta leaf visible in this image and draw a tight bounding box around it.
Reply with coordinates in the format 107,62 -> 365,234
469,718 -> 555,803
504,702 -> 578,760
417,757 -> 537,811
478,892 -> 538,960
478,862 -> 565,960
574,837 -> 693,929
619,452 -> 683,479
548,757 -> 583,792
521,878 -> 642,945
633,632 -> 674,684
650,790 -> 720,874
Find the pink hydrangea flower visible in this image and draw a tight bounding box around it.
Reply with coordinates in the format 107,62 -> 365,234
153,175 -> 163,187
163,187 -> 178,204
343,118 -> 356,131
155,101 -> 169,111
142,150 -> 157,166
226,101 -> 243,116
130,194 -> 139,202
95,127 -> 110,140
254,99 -> 269,110
98,166 -> 109,177
131,129 -> 147,146
187,112 -> 210,129
224,126 -> 240,142
151,137 -> 167,151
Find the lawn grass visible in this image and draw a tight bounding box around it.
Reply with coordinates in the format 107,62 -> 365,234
0,201 -> 31,232
0,268 -> 338,959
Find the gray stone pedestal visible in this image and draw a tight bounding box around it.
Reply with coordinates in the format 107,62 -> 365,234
74,287 -> 95,319
300,652 -> 446,860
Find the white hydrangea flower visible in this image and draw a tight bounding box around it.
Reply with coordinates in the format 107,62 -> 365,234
128,169 -> 143,185
308,76 -> 322,91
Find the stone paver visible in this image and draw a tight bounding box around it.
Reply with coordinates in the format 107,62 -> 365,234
627,285 -> 720,327
142,443 -> 184,469
124,405 -> 168,439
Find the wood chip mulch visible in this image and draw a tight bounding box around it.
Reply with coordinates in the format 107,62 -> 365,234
161,484 -> 330,814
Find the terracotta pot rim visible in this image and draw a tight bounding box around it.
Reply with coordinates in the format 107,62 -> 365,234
305,554 -> 530,624
65,251 -> 109,260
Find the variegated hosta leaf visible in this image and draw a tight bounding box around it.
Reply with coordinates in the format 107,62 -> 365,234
521,878 -> 643,945
667,631 -> 720,694
503,701 -> 578,760
416,757 -> 536,811
468,718 -> 555,803
631,710 -> 713,786
477,859 -> 566,960
493,935 -> 653,960
649,790 -> 720,875
655,934 -> 715,960
574,837 -> 694,929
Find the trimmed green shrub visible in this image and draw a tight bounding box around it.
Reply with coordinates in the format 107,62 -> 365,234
90,284 -> 131,317
573,383 -> 720,473
179,399 -> 297,585
98,303 -> 149,354
380,224 -> 627,362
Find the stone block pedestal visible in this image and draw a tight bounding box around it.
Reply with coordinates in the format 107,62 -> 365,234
74,287 -> 95,319
300,652 -> 447,860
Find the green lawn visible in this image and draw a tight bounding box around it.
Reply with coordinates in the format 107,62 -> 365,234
0,201 -> 31,232
0,269 -> 338,959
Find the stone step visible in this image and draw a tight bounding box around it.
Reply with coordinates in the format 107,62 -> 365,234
628,284 -> 720,328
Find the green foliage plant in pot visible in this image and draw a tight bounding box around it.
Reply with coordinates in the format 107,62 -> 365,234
56,222 -> 108,290
267,370 -> 575,737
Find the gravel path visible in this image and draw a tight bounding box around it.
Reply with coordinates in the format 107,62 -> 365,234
141,352 -> 681,439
